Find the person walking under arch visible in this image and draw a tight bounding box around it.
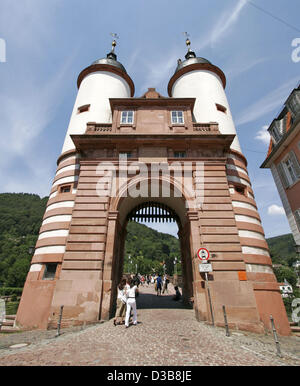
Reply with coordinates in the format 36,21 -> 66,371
156,274 -> 162,296
162,274 -> 169,294
125,278 -> 138,328
113,278 -> 127,326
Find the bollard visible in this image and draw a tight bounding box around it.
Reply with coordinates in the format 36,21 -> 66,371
56,305 -> 64,337
222,305 -> 230,337
205,272 -> 214,326
270,315 -> 282,358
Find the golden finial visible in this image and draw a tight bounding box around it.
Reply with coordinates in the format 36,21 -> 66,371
110,33 -> 119,52
183,32 -> 191,51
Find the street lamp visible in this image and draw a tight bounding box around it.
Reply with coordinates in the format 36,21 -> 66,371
173,257 -> 178,275
173,257 -> 178,285
128,254 -> 132,274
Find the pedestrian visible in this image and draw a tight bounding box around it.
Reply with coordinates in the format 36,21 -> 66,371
162,275 -> 169,294
125,278 -> 139,328
133,273 -> 140,287
156,274 -> 162,296
172,285 -> 181,301
113,278 -> 127,326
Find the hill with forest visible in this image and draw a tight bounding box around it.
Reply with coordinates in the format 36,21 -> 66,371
0,193 -> 298,289
0,193 -> 48,288
124,221 -> 180,275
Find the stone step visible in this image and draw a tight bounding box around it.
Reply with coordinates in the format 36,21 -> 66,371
5,315 -> 16,320
0,328 -> 18,333
291,326 -> 300,333
1,320 -> 14,327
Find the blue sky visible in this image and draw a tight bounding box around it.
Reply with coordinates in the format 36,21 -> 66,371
0,0 -> 299,239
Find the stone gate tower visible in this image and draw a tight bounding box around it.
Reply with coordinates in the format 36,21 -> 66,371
16,38 -> 291,335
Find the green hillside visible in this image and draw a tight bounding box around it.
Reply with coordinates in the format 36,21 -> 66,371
0,193 -> 298,288
0,193 -> 48,288
267,233 -> 297,265
124,220 -> 180,275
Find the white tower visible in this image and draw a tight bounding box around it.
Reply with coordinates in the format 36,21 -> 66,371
168,37 -> 241,152
61,39 -> 135,153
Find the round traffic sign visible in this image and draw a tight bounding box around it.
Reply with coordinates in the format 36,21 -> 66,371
197,248 -> 210,261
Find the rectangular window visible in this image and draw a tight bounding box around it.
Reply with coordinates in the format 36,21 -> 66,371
43,263 -> 57,280
119,152 -> 132,159
121,111 -> 134,124
171,111 -> 184,124
270,123 -> 281,144
77,104 -> 90,114
235,185 -> 245,195
174,151 -> 186,158
216,103 -> 227,113
277,162 -> 289,189
281,151 -> 300,187
284,157 -> 297,184
59,184 -> 71,193
286,90 -> 300,118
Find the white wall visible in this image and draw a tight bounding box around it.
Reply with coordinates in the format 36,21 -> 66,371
61,71 -> 132,154
171,69 -> 241,152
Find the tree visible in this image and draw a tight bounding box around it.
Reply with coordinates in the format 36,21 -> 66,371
273,265 -> 298,288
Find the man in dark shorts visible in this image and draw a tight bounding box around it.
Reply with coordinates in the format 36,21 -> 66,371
156,274 -> 162,296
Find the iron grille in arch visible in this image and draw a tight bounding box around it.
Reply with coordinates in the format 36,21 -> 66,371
127,202 -> 179,223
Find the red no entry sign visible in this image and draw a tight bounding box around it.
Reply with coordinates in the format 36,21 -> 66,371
197,248 -> 210,261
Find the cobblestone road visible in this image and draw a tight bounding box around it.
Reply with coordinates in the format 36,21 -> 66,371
0,284 -> 299,366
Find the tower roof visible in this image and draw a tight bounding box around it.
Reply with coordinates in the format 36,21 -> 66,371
174,56 -> 212,73
167,35 -> 226,96
77,39 -> 134,96
92,38 -> 127,73
91,57 -> 127,73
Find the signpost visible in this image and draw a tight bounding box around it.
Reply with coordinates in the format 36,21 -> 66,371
197,247 -> 210,262
197,247 -> 214,326
199,263 -> 212,273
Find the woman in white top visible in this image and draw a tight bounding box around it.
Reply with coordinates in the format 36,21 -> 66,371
113,278 -> 127,326
125,278 -> 138,328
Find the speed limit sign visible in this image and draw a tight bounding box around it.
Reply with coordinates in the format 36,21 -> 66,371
197,248 -> 210,261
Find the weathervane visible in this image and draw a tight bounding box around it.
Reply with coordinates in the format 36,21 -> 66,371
182,32 -> 196,60
183,32 -> 191,51
110,32 -> 119,53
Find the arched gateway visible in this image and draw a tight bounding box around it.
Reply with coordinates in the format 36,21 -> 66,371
16,40 -> 291,335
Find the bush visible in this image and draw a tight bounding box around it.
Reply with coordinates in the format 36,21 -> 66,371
0,287 -> 23,297
282,289 -> 300,317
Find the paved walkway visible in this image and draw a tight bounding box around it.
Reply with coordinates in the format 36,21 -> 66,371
0,283 -> 299,366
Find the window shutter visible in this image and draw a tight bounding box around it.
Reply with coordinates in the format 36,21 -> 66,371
277,162 -> 289,188
289,150 -> 300,178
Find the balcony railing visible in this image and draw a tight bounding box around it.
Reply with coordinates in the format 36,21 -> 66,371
86,123 -> 112,133
193,122 -> 219,132
85,122 -> 220,134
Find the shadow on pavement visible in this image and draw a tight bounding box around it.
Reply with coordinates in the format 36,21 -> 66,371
136,292 -> 190,310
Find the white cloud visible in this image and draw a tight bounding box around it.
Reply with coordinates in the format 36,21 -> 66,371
268,204 -> 285,216
142,221 -> 179,239
255,125 -> 270,145
0,1 -> 80,196
140,0 -> 248,92
225,57 -> 268,80
210,0 -> 247,47
235,76 -> 300,126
